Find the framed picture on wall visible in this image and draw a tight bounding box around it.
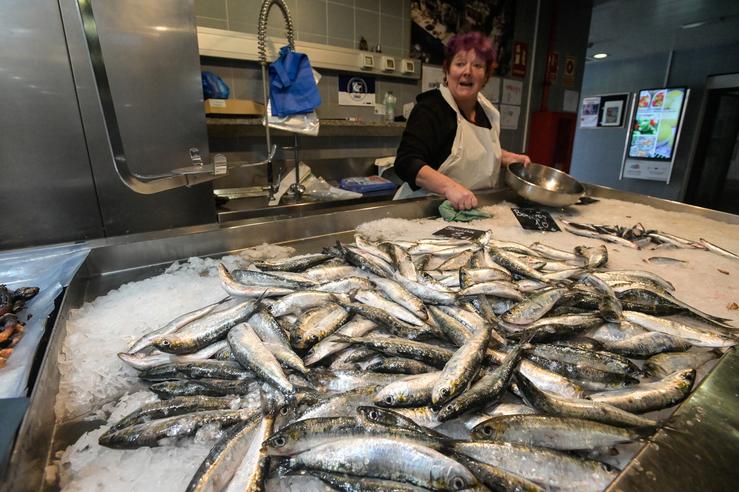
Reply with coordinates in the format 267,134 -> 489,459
600,100 -> 623,126
597,94 -> 629,127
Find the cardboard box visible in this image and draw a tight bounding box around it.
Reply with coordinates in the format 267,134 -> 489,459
204,99 -> 264,116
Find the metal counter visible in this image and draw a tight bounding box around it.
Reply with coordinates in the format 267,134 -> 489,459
3,185 -> 738,492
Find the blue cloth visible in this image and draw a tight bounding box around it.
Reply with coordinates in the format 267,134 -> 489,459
269,46 -> 321,117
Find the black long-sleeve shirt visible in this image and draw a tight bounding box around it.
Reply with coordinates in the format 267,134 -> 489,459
394,89 -> 491,190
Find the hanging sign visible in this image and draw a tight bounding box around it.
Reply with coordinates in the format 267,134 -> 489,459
511,42 -> 528,77
563,55 -> 576,87
338,75 -> 376,106
546,52 -> 559,82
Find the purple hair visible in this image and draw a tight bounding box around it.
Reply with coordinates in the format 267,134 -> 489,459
443,32 -> 496,75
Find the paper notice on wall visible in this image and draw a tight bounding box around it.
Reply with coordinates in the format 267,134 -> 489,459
563,90 -> 579,113
482,77 -> 501,103
500,104 -> 520,130
580,96 -> 600,127
501,79 -> 523,105
421,65 -> 444,92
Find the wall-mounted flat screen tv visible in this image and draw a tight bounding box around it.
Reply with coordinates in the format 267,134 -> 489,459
627,87 -> 687,160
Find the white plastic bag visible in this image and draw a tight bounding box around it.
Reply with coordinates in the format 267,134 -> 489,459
303,175 -> 362,201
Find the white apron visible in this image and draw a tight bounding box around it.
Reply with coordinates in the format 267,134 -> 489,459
393,86 -> 502,200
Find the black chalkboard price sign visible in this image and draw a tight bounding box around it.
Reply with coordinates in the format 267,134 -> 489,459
432,226 -> 487,241
510,208 -> 561,232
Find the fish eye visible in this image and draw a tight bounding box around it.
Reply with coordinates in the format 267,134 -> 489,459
273,436 -> 287,447
440,388 -> 449,397
368,409 -> 379,420
160,340 -> 170,347
279,406 -> 289,415
482,425 -> 492,436
384,396 -> 393,405
451,476 -> 466,490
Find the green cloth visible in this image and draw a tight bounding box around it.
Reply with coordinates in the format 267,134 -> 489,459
438,200 -> 492,222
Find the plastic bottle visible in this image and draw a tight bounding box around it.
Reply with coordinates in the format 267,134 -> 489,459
383,91 -> 397,122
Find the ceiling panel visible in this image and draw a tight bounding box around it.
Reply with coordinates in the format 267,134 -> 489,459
587,0 -> 739,61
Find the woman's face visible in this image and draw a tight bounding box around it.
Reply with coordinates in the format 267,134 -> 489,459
446,49 -> 488,105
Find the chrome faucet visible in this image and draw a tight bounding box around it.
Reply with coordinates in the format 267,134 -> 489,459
257,0 -> 295,201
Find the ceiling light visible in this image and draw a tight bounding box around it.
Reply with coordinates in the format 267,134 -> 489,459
681,20 -> 708,29
593,53 -> 608,59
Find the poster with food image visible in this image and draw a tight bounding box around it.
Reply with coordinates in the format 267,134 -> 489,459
630,134 -> 657,158
650,90 -> 665,108
627,87 -> 687,160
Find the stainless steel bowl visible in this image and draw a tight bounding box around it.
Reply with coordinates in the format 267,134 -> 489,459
505,162 -> 585,207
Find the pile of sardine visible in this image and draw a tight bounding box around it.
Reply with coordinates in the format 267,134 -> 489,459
562,220 -> 739,259
0,284 -> 39,368
105,231 -> 737,492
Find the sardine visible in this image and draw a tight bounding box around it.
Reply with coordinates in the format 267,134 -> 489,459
253,253 -> 333,272
623,311 -> 735,348
516,373 -> 657,428
110,395 -> 239,432
128,298 -> 228,354
186,415 -> 262,492
380,242 -> 418,281
292,303 -> 350,350
452,452 -> 544,492
604,331 -> 691,358
228,323 -> 294,395
334,334 -> 454,368
303,318 -> 378,366
223,413 -> 274,492
588,368 -> 696,413
365,357 -> 437,375
644,350 -> 721,378
315,277 -> 374,294
354,289 -> 426,326
231,268 -> 317,289
502,288 -> 567,325
453,440 -> 617,492
138,360 -> 253,382
458,281 -> 524,300
472,414 -> 639,451
437,340 -> 525,421
152,299 -> 259,354
269,290 -> 341,317
573,244 -> 608,269
371,277 -> 428,321
699,237 -> 739,260
99,407 -> 258,449
150,378 -> 256,399
375,372 -> 440,407
118,340 -> 229,370
218,264 -> 293,297
282,437 -> 478,491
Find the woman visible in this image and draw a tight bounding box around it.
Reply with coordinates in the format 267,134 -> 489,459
394,32 -> 531,210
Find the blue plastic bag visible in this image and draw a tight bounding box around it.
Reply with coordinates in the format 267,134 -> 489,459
201,71 -> 230,99
269,46 -> 321,117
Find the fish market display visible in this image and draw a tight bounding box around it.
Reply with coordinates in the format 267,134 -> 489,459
52,223 -> 738,492
0,284 -> 39,368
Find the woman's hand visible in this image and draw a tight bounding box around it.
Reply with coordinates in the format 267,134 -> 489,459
415,165 -> 478,210
501,150 -> 532,166
444,181 -> 478,210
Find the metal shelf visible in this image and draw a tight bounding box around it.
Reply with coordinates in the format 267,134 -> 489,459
206,117 -> 406,137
